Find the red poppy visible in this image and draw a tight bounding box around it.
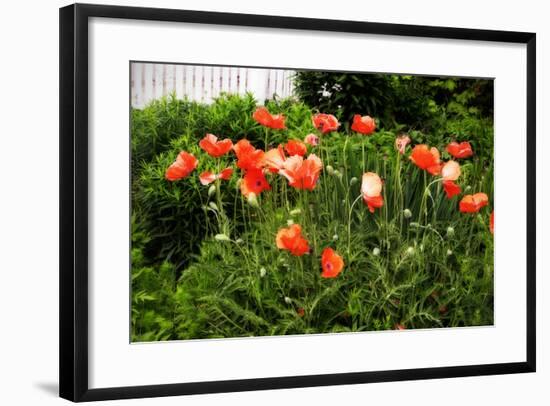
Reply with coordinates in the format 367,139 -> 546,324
446,141 -> 473,159
304,133 -> 319,146
312,113 -> 340,134
284,140 -> 307,157
490,211 -> 494,234
239,168 -> 271,197
252,107 -> 286,130
321,247 -> 344,278
395,323 -> 406,330
233,139 -> 265,172
165,151 -> 198,181
263,145 -> 286,173
199,168 -> 233,185
395,134 -> 411,154
410,144 -> 441,175
198,133 -> 233,158
442,180 -> 461,198
276,224 -> 310,256
351,114 -> 376,135
279,154 -> 323,191
361,172 -> 384,213
459,193 -> 489,213
296,307 -> 305,317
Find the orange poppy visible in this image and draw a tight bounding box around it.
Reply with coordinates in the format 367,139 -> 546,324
199,168 -> 233,185
239,168 -> 271,197
442,180 -> 461,198
304,133 -> 320,146
312,113 -> 340,134
321,247 -> 344,278
279,154 -> 323,191
395,323 -> 406,330
165,151 -> 198,181
459,193 -> 489,213
252,107 -> 286,130
351,114 -> 376,135
446,141 -> 473,159
263,145 -> 286,173
233,139 -> 265,172
198,133 -> 233,158
276,224 -> 310,256
395,134 -> 411,154
285,140 -> 307,157
410,144 -> 441,175
361,172 -> 384,213
490,211 -> 494,234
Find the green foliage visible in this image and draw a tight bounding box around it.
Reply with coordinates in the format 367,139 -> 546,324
131,82 -> 494,342
293,71 -> 493,131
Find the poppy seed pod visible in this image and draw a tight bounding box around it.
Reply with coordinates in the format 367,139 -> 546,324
290,208 -> 302,216
446,226 -> 455,237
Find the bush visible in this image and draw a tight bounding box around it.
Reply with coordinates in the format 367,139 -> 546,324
293,71 -> 493,131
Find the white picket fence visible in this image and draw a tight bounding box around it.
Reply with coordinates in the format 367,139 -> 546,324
130,63 -> 296,108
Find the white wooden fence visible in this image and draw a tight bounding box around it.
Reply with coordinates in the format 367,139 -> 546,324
130,63 -> 296,108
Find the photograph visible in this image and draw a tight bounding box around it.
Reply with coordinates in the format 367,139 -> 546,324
130,62 -> 494,342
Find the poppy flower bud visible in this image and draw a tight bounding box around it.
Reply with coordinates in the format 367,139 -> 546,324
287,219 -> 294,226
465,185 -> 472,192
446,226 -> 455,237
214,233 -> 230,242
350,177 -> 358,186
236,238 -> 244,245
326,165 -> 334,175
284,296 -> 292,304
332,234 -> 339,241
208,202 -> 219,211
406,246 -> 415,255
260,267 -> 267,277
410,222 -> 419,228
373,247 -> 381,256
447,249 -> 453,256
333,169 -> 341,178
208,185 -> 217,197
403,209 -> 412,218
247,192 -> 259,208
290,208 -> 302,216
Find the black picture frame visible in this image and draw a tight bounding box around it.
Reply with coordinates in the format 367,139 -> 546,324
59,3 -> 536,402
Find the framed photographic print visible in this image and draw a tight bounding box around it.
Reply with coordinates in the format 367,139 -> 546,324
59,3 -> 536,402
